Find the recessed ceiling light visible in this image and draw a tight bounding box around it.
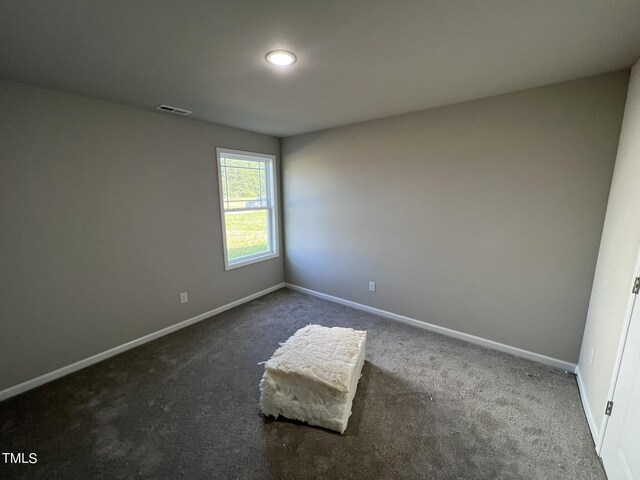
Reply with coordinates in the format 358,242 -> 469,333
265,50 -> 297,66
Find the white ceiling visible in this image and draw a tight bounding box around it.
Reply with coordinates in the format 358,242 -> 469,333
1,1 -> 640,137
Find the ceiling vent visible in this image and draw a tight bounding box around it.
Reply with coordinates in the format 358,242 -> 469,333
155,104 -> 192,116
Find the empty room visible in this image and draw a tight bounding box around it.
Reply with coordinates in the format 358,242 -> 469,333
1,1 -> 640,479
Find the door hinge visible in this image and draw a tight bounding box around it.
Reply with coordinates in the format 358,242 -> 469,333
605,400 -> 614,416
633,277 -> 640,294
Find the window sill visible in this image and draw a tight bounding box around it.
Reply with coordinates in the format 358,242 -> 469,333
224,251 -> 279,271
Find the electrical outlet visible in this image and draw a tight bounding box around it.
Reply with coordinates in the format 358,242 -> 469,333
589,346 -> 595,366
180,292 -> 188,304
368,281 -> 376,292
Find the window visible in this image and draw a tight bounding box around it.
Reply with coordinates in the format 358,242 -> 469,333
216,148 -> 279,270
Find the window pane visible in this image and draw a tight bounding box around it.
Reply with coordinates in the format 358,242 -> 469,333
225,209 -> 269,261
221,158 -> 267,210
217,148 -> 277,270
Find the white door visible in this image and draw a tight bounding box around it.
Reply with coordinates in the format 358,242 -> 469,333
602,289 -> 640,479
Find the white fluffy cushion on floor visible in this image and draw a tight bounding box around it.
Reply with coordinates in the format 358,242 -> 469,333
259,324 -> 367,434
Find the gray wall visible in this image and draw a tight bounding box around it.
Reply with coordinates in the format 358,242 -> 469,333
282,71 -> 629,363
0,80 -> 283,392
578,60 -> 640,440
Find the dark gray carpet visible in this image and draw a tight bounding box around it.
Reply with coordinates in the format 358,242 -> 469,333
0,288 -> 604,479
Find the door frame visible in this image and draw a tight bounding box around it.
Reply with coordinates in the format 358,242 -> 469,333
596,243 -> 640,454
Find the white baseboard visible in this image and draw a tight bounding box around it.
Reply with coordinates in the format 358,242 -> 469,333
0,283 -> 286,402
575,365 -> 601,450
285,283 -> 578,373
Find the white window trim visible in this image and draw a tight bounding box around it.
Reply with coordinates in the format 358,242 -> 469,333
216,147 -> 279,271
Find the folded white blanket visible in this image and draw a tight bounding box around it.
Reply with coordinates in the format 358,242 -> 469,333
260,324 -> 367,433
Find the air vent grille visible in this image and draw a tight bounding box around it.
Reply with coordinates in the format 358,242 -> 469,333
155,104 -> 192,116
